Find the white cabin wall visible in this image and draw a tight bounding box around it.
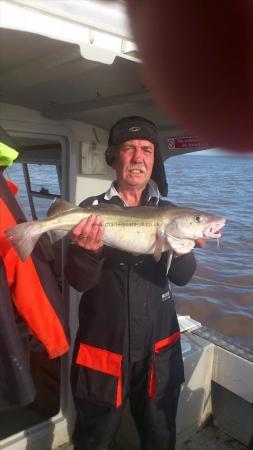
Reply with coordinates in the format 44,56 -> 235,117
76,173 -> 113,205
0,102 -> 113,204
63,119 -> 113,205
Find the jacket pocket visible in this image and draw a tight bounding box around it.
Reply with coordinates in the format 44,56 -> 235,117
149,332 -> 184,399
74,343 -> 123,408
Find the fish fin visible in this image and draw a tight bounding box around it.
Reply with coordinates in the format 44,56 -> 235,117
153,230 -> 164,262
97,204 -> 153,211
47,198 -> 81,217
166,233 -> 195,255
93,203 -> 124,210
127,205 -> 155,212
166,250 -> 173,275
5,221 -> 41,261
47,229 -> 68,244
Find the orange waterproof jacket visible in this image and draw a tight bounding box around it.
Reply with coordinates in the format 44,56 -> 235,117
0,174 -> 69,358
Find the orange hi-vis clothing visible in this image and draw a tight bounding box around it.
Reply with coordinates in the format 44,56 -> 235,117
0,173 -> 69,359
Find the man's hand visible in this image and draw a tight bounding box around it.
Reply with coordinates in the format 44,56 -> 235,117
195,239 -> 205,248
70,215 -> 104,253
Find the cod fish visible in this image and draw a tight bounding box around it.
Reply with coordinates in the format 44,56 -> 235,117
5,199 -> 225,267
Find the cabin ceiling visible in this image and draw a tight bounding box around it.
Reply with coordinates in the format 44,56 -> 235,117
0,28 -> 182,135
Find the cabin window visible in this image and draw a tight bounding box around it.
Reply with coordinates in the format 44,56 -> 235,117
6,162 -> 61,219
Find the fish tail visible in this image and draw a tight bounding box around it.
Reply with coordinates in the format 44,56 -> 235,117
4,221 -> 41,261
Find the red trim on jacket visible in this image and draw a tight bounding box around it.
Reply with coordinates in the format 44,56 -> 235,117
148,331 -> 181,398
6,179 -> 18,196
76,343 -> 123,407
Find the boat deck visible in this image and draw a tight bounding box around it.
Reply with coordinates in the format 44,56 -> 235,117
176,424 -> 247,450
57,424 -> 247,450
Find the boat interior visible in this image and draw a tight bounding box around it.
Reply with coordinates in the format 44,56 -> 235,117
0,1 -> 252,449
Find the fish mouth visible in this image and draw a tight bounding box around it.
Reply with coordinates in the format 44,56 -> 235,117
203,218 -> 226,239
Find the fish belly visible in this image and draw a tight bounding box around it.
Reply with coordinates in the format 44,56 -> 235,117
103,225 -> 157,254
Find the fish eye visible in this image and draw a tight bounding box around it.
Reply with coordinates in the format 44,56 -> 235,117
194,215 -> 202,223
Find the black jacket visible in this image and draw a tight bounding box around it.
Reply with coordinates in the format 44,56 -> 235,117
66,193 -> 197,407
0,256 -> 36,410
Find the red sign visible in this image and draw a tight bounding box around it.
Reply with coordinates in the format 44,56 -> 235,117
167,137 -> 209,150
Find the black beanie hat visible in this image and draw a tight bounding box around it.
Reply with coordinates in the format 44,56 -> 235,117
106,116 -> 168,196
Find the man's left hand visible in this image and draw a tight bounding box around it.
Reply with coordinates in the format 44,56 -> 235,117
195,239 -> 205,248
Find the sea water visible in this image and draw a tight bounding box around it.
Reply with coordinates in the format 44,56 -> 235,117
165,153 -> 253,348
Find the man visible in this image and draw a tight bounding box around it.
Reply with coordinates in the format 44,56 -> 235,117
66,116 -> 198,450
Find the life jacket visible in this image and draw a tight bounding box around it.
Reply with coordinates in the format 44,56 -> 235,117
0,173 -> 69,359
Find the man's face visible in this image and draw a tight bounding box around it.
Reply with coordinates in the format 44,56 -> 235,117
112,139 -> 155,190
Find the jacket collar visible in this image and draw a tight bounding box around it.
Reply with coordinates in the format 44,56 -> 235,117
104,180 -> 160,206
